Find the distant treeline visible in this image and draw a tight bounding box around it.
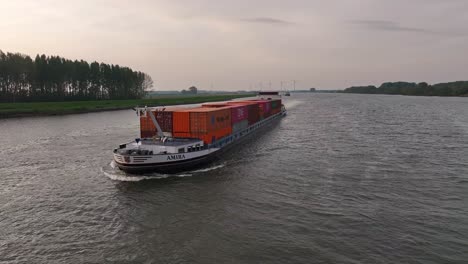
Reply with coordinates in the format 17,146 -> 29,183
343,81 -> 468,96
0,50 -> 153,102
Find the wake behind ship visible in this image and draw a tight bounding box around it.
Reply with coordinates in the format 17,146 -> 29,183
113,92 -> 286,174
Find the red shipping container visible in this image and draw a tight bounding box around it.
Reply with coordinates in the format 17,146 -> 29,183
140,130 -> 154,138
155,111 -> 174,132
140,111 -> 173,133
255,100 -> 271,114
139,108 -> 189,138
248,100 -> 269,118
247,103 -> 260,124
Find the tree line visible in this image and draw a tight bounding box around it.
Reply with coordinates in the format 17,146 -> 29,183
0,50 -> 153,102
181,86 -> 198,94
343,81 -> 468,96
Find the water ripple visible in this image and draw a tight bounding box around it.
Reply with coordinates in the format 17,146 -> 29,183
0,94 -> 467,263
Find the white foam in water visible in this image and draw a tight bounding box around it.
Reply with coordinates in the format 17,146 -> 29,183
102,162 -> 172,182
102,161 -> 225,182
102,170 -> 156,182
190,163 -> 226,173
284,100 -> 303,110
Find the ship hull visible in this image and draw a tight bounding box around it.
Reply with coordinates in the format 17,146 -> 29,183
115,150 -> 220,174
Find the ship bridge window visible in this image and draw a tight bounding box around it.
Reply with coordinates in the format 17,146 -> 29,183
188,146 -> 197,152
178,148 -> 185,153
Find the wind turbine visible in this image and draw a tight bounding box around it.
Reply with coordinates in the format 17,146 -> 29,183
292,80 -> 297,91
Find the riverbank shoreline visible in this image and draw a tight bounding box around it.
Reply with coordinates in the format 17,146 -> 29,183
0,94 -> 255,119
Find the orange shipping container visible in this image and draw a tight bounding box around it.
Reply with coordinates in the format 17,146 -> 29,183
195,126 -> 232,144
172,107 -> 233,144
189,107 -> 231,133
201,103 -> 228,108
172,132 -> 192,138
172,111 -> 191,133
203,103 -> 248,124
173,126 -> 232,144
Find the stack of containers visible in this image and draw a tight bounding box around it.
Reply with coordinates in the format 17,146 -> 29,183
250,100 -> 272,119
225,101 -> 260,126
140,109 -> 178,138
202,103 -> 249,133
155,99 -> 282,142
173,107 -> 232,144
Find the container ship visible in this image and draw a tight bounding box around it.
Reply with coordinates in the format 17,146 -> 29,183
113,92 -> 286,173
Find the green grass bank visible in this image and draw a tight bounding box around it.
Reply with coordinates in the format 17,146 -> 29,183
0,93 -> 255,119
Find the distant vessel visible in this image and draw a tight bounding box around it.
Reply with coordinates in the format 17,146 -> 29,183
113,92 -> 286,174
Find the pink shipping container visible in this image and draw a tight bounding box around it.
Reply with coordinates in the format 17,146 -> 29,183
202,103 -> 248,124
226,101 -> 260,125
264,101 -> 272,113
230,105 -> 248,123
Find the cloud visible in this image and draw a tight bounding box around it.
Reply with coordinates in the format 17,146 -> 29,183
240,17 -> 293,25
350,20 -> 429,33
349,19 -> 468,38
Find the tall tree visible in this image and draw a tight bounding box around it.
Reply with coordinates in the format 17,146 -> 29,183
0,49 -> 153,102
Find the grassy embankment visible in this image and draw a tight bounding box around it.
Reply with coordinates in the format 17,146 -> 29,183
0,93 -> 255,118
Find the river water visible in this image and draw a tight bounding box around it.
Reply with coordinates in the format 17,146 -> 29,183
0,93 -> 467,263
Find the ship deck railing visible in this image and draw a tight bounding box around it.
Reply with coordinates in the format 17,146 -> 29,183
209,110 -> 284,149
139,138 -> 202,146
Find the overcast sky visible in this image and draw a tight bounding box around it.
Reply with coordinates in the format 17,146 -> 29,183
1,0 -> 467,90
